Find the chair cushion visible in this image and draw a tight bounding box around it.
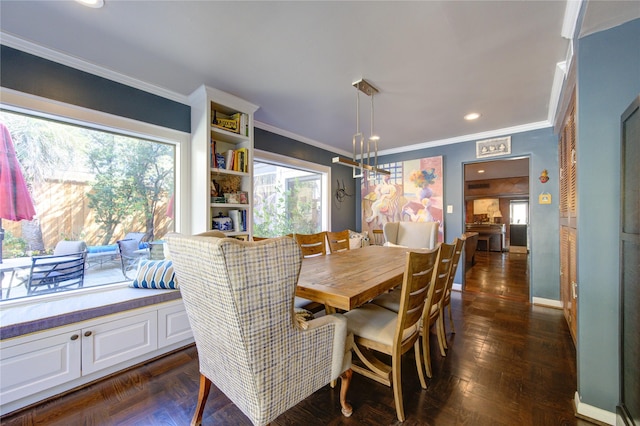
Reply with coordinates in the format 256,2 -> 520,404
344,304 -> 416,347
119,238 -> 141,254
370,288 -> 401,312
348,230 -> 367,249
130,259 -> 178,289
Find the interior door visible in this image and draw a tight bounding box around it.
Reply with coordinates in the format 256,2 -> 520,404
617,95 -> 639,426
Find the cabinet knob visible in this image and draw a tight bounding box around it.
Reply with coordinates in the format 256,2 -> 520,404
70,334 -> 79,341
84,331 -> 92,337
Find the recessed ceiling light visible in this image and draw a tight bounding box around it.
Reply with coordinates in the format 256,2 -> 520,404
76,0 -> 104,8
464,112 -> 481,121
478,169 -> 485,174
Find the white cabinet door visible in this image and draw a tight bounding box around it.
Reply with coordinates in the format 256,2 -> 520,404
82,312 -> 157,375
0,331 -> 81,405
158,304 -> 192,348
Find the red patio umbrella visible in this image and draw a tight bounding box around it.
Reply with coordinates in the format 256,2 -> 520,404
0,122 -> 36,263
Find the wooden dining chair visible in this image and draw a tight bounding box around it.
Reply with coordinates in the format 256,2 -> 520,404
327,230 -> 350,254
294,232 -> 327,258
372,241 -> 456,377
439,237 -> 466,347
421,241 -> 456,375
344,247 -> 439,422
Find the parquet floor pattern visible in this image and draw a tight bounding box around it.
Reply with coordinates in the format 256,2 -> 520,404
2,252 -> 596,426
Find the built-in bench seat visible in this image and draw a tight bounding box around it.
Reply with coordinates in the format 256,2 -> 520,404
0,286 -> 181,340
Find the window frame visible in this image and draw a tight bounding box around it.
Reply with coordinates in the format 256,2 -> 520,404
253,149 -> 331,234
0,87 -> 190,306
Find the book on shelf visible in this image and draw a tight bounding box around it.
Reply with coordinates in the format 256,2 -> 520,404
210,139 -> 217,168
225,150 -> 235,171
215,153 -> 225,169
211,110 -> 248,135
218,148 -> 249,173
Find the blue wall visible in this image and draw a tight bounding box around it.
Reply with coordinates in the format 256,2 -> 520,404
0,46 -> 190,133
576,18 -> 640,413
362,127 -> 560,297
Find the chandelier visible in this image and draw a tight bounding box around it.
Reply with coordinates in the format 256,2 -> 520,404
332,79 -> 390,178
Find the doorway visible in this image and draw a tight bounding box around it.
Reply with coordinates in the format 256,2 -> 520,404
462,158 -> 530,302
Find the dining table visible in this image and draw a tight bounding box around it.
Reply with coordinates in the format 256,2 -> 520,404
296,244 -> 430,313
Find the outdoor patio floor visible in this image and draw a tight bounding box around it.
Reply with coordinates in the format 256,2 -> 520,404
1,259 -> 129,301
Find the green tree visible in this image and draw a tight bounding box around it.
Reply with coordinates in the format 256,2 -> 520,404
86,134 -> 173,244
125,140 -> 173,241
253,179 -> 319,237
86,133 -> 139,245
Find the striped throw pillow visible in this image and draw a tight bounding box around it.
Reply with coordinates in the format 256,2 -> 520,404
130,259 -> 178,289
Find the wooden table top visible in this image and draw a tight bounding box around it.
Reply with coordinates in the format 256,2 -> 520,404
296,245 -> 426,311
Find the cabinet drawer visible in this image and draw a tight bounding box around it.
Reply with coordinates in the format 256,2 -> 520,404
82,312 -> 157,375
158,304 -> 192,348
0,332 -> 81,404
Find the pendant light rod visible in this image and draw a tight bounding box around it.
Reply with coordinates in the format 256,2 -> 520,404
333,79 -> 390,177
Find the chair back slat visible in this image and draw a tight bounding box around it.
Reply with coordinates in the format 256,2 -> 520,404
294,232 -> 327,258
326,230 -> 350,254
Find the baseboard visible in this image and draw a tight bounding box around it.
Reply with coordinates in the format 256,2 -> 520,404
452,283 -> 462,292
575,392 -> 616,425
532,297 -> 562,308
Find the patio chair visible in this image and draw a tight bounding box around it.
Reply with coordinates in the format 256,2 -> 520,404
166,234 -> 353,425
117,238 -> 149,280
24,252 -> 87,295
53,240 -> 87,256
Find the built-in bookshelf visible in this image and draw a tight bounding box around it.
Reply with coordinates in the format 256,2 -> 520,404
189,85 -> 259,237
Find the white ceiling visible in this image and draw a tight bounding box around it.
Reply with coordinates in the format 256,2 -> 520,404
1,1 -> 638,161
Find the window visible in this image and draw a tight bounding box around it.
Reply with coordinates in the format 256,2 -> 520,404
0,95 -> 185,301
510,200 -> 529,224
253,150 -> 329,237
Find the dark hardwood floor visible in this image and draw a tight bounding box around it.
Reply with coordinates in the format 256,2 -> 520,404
465,250 -> 530,302
3,251 -> 595,426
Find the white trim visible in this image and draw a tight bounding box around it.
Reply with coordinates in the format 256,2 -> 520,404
0,32 -> 188,104
452,283 -> 462,292
377,121 -> 552,156
548,61 -> 568,124
255,120 -> 351,158
254,149 -> 331,232
574,392 -> 616,425
561,0 -> 583,39
531,297 -> 563,308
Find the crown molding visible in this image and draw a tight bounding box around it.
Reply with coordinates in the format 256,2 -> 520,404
1,32 -> 188,104
561,0 -> 583,39
377,120 -> 552,156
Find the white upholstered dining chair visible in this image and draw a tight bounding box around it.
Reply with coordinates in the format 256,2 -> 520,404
383,221 -> 439,249
166,234 -> 353,426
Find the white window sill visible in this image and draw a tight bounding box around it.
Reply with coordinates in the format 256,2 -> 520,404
0,283 -> 181,340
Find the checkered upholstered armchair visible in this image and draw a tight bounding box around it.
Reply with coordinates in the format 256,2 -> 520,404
166,234 -> 353,426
